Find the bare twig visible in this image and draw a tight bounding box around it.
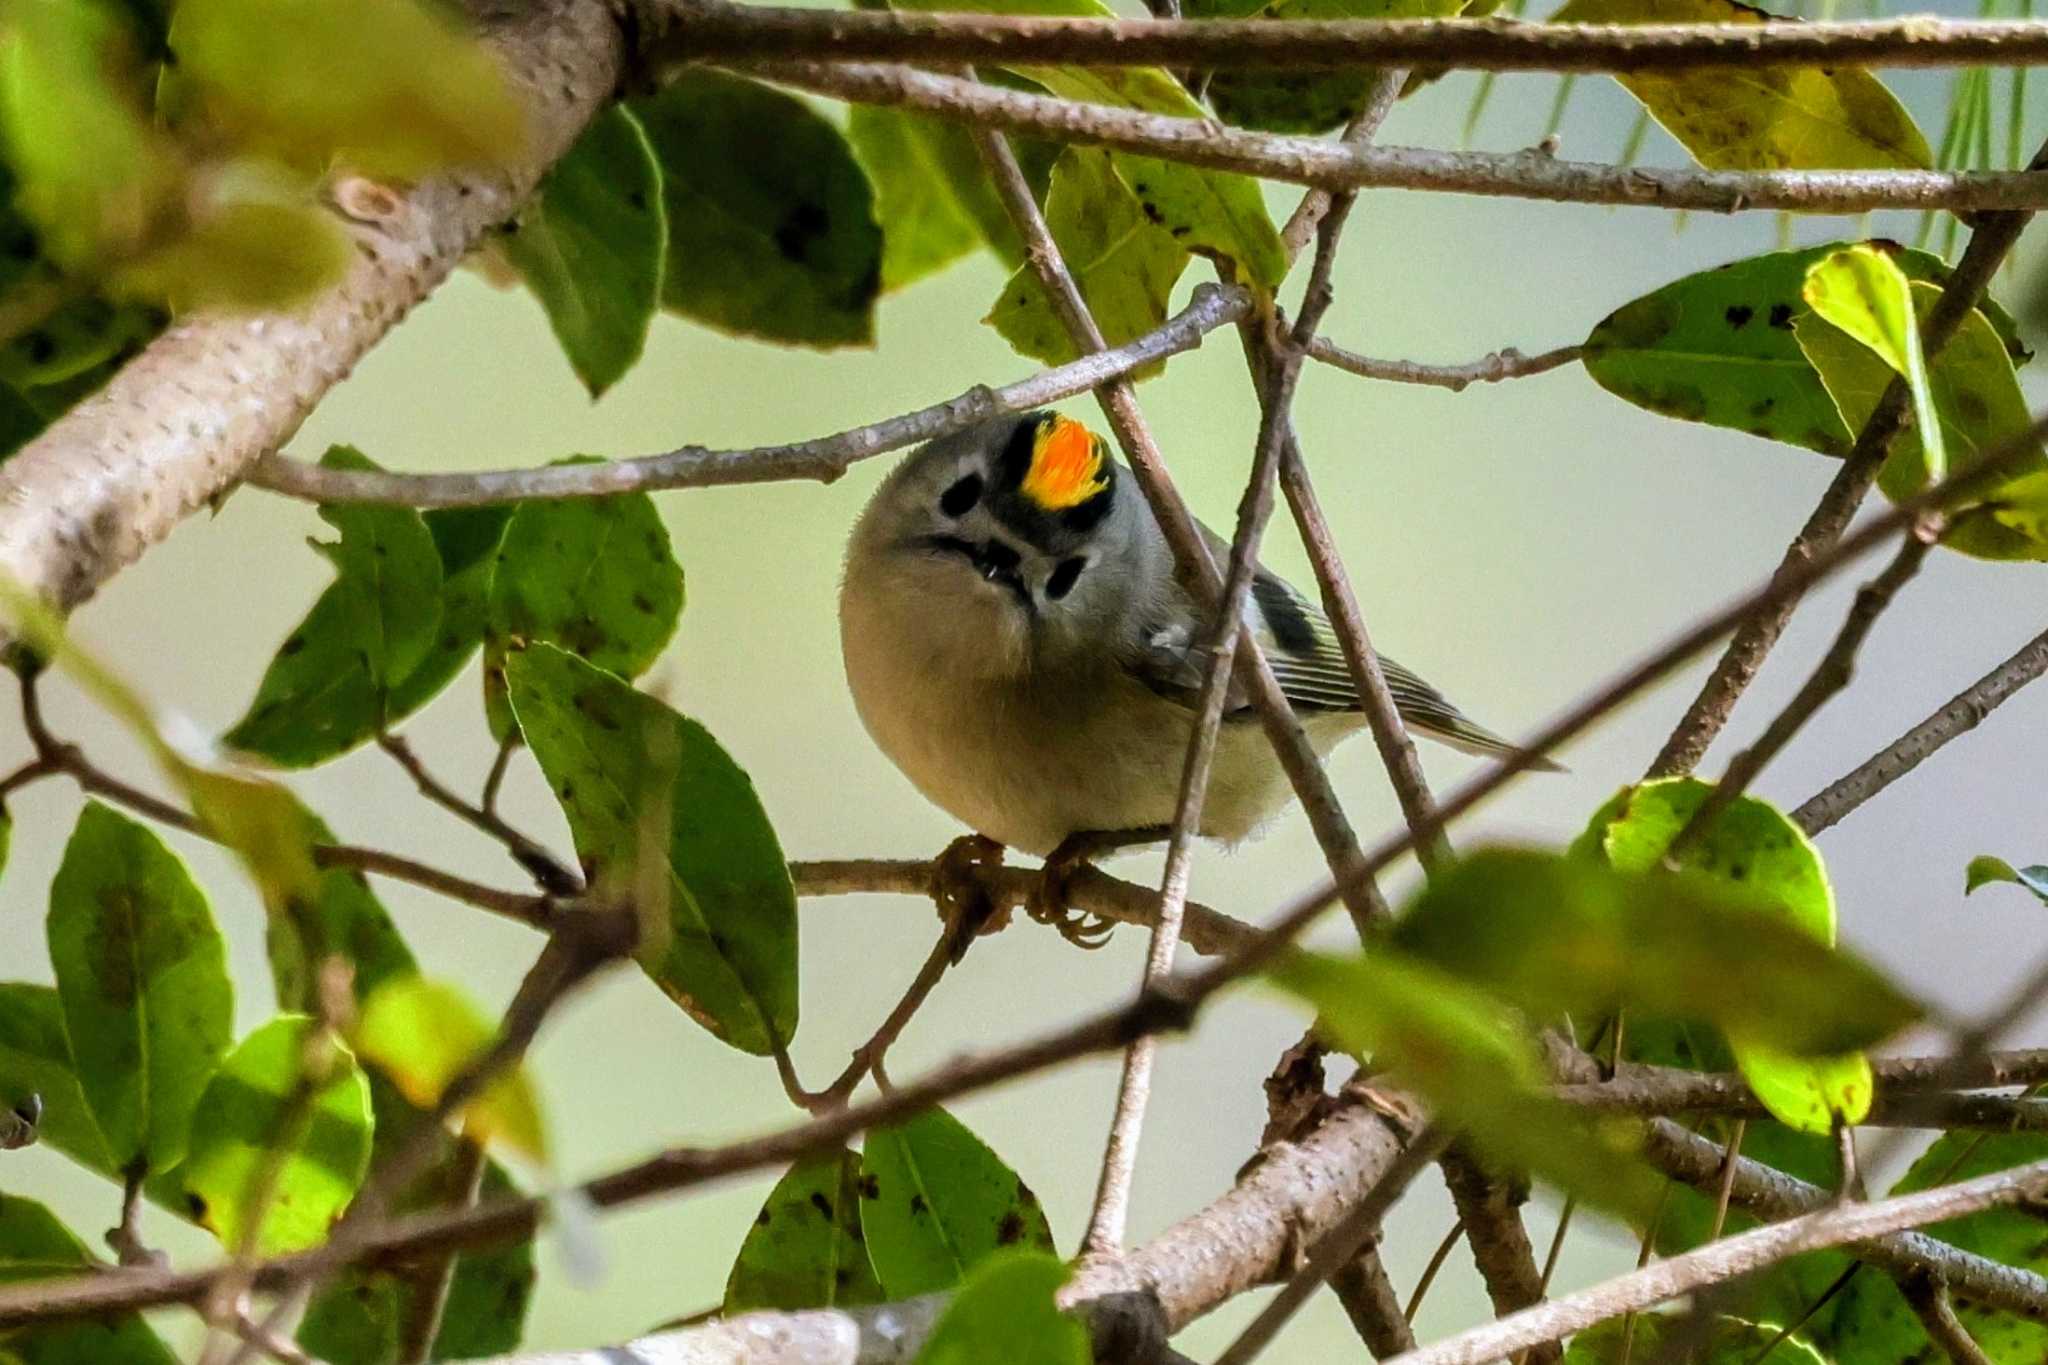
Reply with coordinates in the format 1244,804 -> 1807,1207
378,733 -> 583,894
1664,519 -> 1939,860
1408,1220 -> 1470,1322
808,924 -> 966,1111
1649,145 -> 2045,777
666,5 -> 2048,73
395,1135 -> 489,1365
1902,1274 -> 1998,1365
759,60 -> 2048,216
0,0 -> 625,645
1335,1252 -> 1422,1360
1215,1127 -> 1456,1365
1794,621 -> 2048,835
247,285 -> 1251,507
1307,338 -> 1584,391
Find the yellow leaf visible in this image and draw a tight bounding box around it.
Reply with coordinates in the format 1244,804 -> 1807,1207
354,976 -> 547,1163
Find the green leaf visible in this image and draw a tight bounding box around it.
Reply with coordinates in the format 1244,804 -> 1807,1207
267,820 -> 418,1017
0,0 -> 182,272
1964,855 -> 2048,902
913,1251 -> 1088,1365
0,292 -> 162,393
1804,245 -> 1946,485
1571,779 -> 1872,1133
725,1148 -> 887,1313
848,107 -> 990,291
1582,240 -> 2026,458
109,175 -> 353,312
0,984 -> 115,1176
297,1069 -> 534,1365
987,148 -> 1189,370
1817,1131 -> 2048,1365
181,1015 -> 373,1254
1272,949 -> 1662,1216
0,380 -> 46,461
891,0 -> 1285,287
504,644 -> 797,1055
1194,0 -> 1466,134
631,72 -> 881,348
1565,1314 -> 1826,1365
1798,282 -> 2048,562
858,1107 -> 1055,1299
47,801 -> 233,1173
501,105 -> 666,399
165,0 -> 526,178
353,975 -> 545,1162
0,1195 -> 178,1365
1549,0 -> 1930,173
1393,845 -> 1917,1063
225,445 -> 445,767
383,502 -> 513,721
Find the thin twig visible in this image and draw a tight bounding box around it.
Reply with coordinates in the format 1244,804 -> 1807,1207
247,285 -> 1252,507
1793,621 -> 2048,835
378,733 -> 583,894
1902,1274 -> 1998,1365
480,737 -> 518,816
664,5 -> 2048,73
1216,1127 -> 1456,1365
1409,1220 -> 1469,1322
1664,518 -> 1939,860
395,1135 -> 489,1365
1308,338 -> 1584,391
1649,139 -> 2046,777
809,923 -> 967,1111
758,59 -> 2048,216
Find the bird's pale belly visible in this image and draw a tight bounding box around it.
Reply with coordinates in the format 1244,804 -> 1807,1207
845,637 -> 1356,856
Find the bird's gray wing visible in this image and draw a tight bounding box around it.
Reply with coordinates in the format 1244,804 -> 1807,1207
1126,525 -> 1544,764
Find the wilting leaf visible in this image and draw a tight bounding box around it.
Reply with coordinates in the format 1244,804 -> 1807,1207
1565,1314 -> 1827,1365
1965,855 -> 2048,903
298,1069 -> 534,1365
226,445 -> 445,767
0,1195 -> 178,1365
988,148 -> 1188,369
1393,845 -> 1917,1064
1582,240 -> 2025,457
504,645 -> 797,1054
1571,780 -> 1871,1132
182,1015 -> 373,1254
725,1148 -> 886,1313
0,983 -> 115,1175
859,1107 -> 1055,1299
166,0 -> 526,177
1799,282 -> 2048,561
501,105 -> 666,399
893,0 -> 1285,287
1272,949 -> 1661,1215
353,975 -> 545,1162
1195,0 -> 1466,134
1550,0 -> 1931,173
913,1251 -> 1089,1365
47,801 -> 233,1173
1804,245 -> 1946,485
632,71 -> 881,347
1817,1131 -> 2048,1365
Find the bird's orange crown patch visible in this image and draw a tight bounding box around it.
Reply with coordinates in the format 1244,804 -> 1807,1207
1020,415 -> 1109,511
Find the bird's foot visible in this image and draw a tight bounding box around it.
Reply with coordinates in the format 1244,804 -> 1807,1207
928,834 -> 1008,962
1027,828 -> 1166,950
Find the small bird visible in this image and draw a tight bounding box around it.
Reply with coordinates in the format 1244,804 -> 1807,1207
839,411 -> 1550,938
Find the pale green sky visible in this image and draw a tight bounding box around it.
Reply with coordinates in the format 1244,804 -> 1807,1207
6,50 -> 2048,1359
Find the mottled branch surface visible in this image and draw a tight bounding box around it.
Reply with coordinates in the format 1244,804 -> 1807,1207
0,0 -> 623,638
669,5 -> 2048,73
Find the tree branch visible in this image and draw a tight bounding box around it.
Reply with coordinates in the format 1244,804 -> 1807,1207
1307,337 -> 1584,391
1648,144 -> 2045,777
1793,621 -> 2048,836
0,0 -> 626,643
246,284 -> 1251,506
757,60 -> 2048,216
665,5 -> 2048,74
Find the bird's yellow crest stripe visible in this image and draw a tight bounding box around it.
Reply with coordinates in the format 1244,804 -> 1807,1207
1020,415 -> 1109,511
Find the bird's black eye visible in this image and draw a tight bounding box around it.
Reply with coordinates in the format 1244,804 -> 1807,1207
940,473 -> 983,517
1045,557 -> 1085,601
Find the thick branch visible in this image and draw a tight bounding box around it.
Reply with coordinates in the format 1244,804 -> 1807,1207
1793,621 -> 2048,835
0,0 -> 624,639
246,284 -> 1251,506
760,60 -> 2048,216
668,6 -> 2048,73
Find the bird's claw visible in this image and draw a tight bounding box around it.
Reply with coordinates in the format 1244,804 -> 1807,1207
1028,838 -> 1117,950
929,834 -> 1008,961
